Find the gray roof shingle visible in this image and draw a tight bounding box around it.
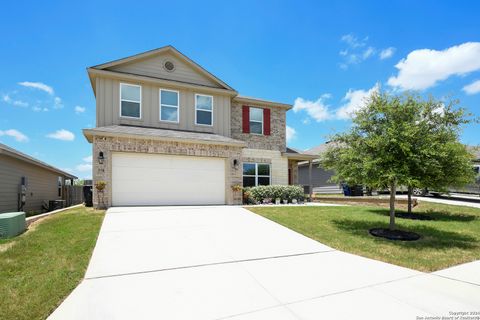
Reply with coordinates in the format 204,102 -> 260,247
83,125 -> 246,147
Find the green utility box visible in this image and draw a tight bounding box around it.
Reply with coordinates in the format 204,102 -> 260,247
0,212 -> 26,239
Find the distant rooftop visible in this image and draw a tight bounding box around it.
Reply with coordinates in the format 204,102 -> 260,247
0,143 -> 77,178
305,142 -> 480,161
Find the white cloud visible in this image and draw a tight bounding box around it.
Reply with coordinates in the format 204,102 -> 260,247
286,126 -> 297,142
380,47 -> 396,59
18,81 -> 54,95
362,47 -> 376,60
336,84 -> 380,120
293,94 -> 332,122
46,129 -> 75,141
0,129 -> 29,142
83,155 -> 93,163
463,80 -> 480,95
75,105 -> 86,114
388,42 -> 480,90
13,100 -> 28,107
53,96 -> 63,109
75,163 -> 92,172
339,34 -> 385,68
32,106 -> 49,112
341,34 -> 367,48
2,94 -> 28,107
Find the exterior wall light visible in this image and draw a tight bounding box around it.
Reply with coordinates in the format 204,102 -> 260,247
98,152 -> 105,164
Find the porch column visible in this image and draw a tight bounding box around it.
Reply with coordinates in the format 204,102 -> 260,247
309,160 -> 313,201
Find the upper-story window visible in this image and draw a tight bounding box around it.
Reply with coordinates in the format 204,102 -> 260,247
160,89 -> 179,123
249,107 -> 264,135
120,83 -> 141,118
195,94 -> 213,126
242,106 -> 271,135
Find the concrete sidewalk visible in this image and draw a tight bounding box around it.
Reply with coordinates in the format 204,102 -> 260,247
49,206 -> 480,320
395,194 -> 480,208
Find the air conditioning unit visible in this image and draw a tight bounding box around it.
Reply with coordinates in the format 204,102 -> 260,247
0,212 -> 26,239
48,200 -> 66,212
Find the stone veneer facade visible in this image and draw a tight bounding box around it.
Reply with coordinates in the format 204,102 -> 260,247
92,136 -> 244,208
230,102 -> 286,152
241,148 -> 288,185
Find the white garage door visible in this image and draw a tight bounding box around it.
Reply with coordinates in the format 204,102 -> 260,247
112,153 -> 226,206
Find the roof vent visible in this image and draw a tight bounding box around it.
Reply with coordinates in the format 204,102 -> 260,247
163,60 -> 175,72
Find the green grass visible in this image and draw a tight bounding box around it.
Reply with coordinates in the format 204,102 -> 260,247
248,202 -> 480,272
0,206 -> 105,320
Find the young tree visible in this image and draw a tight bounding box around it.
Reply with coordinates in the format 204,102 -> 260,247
321,91 -> 475,232
400,95 -> 475,215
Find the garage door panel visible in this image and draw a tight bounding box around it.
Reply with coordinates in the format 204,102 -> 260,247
112,153 -> 226,206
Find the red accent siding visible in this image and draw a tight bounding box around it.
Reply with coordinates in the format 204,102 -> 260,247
263,108 -> 271,135
242,105 -> 250,133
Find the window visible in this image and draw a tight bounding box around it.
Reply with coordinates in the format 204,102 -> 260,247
243,163 -> 271,187
195,94 -> 213,126
120,83 -> 141,118
249,107 -> 263,135
58,177 -> 63,197
160,89 -> 179,122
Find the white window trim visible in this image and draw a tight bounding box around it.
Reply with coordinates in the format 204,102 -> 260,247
119,83 -> 142,119
159,88 -> 180,123
249,107 -> 264,135
243,162 -> 271,186
194,93 -> 214,127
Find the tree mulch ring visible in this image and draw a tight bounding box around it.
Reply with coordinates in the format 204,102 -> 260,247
369,228 -> 421,241
395,212 -> 433,220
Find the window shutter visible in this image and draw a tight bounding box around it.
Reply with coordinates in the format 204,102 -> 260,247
242,105 -> 250,133
263,108 -> 271,135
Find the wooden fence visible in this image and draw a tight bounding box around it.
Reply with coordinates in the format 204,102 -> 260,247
63,185 -> 84,207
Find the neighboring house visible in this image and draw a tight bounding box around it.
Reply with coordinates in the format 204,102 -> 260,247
0,143 -> 77,213
298,143 -> 338,190
83,45 -> 315,207
299,143 -> 480,194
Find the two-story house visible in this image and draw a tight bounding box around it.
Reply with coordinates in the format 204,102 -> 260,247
83,46 -> 315,207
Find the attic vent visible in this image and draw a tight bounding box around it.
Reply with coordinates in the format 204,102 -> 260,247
163,60 -> 175,72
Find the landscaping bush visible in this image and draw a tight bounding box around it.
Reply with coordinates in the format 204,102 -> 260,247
245,185 -> 304,204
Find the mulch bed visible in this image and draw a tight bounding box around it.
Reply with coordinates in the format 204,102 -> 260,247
369,228 -> 421,241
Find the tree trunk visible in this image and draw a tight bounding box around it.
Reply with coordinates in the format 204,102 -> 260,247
389,181 -> 396,230
407,186 -> 413,215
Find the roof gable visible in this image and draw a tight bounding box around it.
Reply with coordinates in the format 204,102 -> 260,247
92,46 -> 235,91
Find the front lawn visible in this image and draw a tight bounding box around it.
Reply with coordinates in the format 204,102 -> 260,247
0,206 -> 105,320
248,202 -> 480,272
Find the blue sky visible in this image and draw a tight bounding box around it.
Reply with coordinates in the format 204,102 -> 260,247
1,0 -> 479,179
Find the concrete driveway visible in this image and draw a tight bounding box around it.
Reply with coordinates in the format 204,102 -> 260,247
49,206 -> 480,320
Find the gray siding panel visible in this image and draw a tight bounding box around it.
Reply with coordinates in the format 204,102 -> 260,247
106,53 -> 221,88
96,78 -> 231,137
0,155 -> 63,213
298,163 -> 336,187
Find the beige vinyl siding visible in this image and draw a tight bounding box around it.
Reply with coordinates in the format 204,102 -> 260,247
96,77 -> 232,137
106,53 -> 221,88
0,154 -> 62,214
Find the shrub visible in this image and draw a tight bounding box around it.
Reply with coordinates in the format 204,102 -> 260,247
246,185 -> 304,203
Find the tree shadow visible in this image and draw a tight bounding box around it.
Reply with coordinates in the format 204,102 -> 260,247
331,219 -> 478,249
368,208 -> 477,222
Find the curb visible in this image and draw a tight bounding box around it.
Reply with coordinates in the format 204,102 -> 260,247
26,204 -> 84,226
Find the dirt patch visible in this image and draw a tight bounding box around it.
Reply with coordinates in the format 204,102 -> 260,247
0,241 -> 17,253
